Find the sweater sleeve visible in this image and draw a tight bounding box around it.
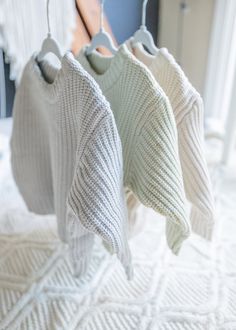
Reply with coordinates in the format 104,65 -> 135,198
67,115 -> 132,280
177,99 -> 215,240
129,93 -> 191,254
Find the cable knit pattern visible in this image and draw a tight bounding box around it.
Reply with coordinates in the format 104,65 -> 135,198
126,41 -> 215,240
0,135 -> 235,330
77,45 -> 190,254
10,52 -> 132,279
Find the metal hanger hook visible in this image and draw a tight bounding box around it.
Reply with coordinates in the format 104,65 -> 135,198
46,0 -> 51,37
142,0 -> 149,27
100,0 -> 105,32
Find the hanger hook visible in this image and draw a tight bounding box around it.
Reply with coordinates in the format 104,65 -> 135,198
100,0 -> 105,32
46,0 -> 51,37
142,0 -> 148,27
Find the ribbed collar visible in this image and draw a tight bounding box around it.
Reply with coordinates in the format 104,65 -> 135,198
28,51 -> 77,103
126,38 -> 169,74
77,44 -> 129,91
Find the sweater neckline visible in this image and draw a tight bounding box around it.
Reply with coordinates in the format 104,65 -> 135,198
28,51 -> 75,102
126,38 -> 169,72
77,45 -> 128,91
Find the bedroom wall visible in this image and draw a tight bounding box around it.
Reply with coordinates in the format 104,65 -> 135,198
159,0 -> 215,94
105,0 -> 159,44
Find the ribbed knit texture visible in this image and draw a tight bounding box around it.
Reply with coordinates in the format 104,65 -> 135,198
1,136 -> 232,330
10,52 -> 132,279
77,45 -> 191,254
126,41 -> 215,240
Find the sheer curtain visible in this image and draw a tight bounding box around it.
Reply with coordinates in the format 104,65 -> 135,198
0,0 -> 76,85
204,0 -> 236,137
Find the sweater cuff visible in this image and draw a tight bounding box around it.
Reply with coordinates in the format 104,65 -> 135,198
166,220 -> 190,255
119,240 -> 134,281
102,238 -> 134,281
190,207 -> 214,241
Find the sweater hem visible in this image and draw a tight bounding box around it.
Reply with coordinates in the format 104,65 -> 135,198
166,220 -> 190,255
190,208 -> 214,241
103,237 -> 133,280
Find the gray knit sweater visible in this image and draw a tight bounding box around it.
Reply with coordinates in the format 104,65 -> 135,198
10,52 -> 132,279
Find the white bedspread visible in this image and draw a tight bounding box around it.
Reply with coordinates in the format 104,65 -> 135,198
0,119 -> 236,330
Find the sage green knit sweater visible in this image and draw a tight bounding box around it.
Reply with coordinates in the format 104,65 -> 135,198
77,45 -> 191,253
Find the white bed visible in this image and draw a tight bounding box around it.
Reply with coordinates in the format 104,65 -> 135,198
0,118 -> 236,330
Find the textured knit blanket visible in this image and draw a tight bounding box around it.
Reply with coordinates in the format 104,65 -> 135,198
1,122 -> 236,330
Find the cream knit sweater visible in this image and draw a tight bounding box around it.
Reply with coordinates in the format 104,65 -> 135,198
77,45 -> 191,254
10,52 -> 132,278
126,41 -> 215,240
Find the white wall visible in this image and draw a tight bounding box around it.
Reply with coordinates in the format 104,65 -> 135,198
159,0 -> 215,94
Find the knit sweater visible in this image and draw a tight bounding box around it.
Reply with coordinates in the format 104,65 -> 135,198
77,45 -> 191,254
126,41 -> 215,240
10,52 -> 132,278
